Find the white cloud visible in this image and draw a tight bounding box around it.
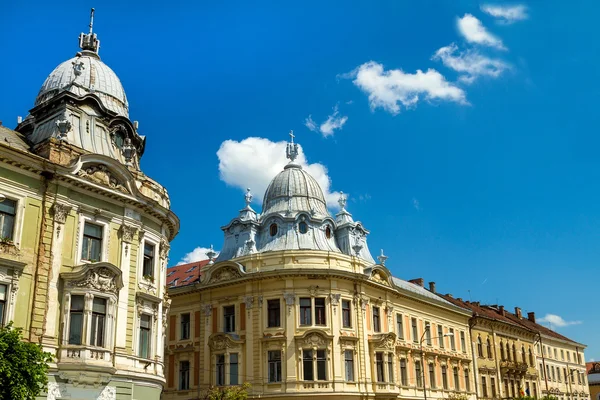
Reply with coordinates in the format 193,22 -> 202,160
304,115 -> 318,132
320,106 -> 348,137
177,246 -> 219,265
537,314 -> 582,327
412,197 -> 421,211
457,14 -> 506,50
481,4 -> 528,24
217,137 -> 340,208
433,43 -> 509,83
350,61 -> 467,115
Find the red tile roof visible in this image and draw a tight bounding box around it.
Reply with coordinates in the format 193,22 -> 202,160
166,259 -> 210,288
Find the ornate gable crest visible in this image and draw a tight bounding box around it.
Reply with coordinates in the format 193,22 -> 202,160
201,262 -> 245,285
77,164 -> 129,194
295,330 -> 333,349
61,262 -> 123,295
369,332 -> 397,350
208,333 -> 244,351
369,266 -> 392,286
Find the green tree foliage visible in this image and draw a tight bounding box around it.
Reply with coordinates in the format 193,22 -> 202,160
207,383 -> 250,400
0,322 -> 53,400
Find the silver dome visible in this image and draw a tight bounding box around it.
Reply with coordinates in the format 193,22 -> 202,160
261,163 -> 329,218
35,53 -> 129,117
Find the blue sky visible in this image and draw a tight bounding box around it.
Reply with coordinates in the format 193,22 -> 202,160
1,1 -> 598,359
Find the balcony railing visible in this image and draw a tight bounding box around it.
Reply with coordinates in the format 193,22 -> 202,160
499,360 -> 528,373
58,345 -> 115,372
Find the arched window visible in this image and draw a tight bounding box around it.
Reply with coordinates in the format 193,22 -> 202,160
500,342 -> 505,360
298,221 -> 308,234
487,338 -> 492,358
270,224 -> 278,236
325,226 -> 332,239
477,337 -> 483,357
522,346 -> 527,364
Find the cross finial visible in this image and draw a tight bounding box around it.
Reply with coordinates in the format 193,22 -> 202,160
377,249 -> 388,266
89,8 -> 95,34
286,130 -> 299,162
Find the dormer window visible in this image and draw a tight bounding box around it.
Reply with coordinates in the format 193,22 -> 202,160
325,226 -> 332,239
270,224 -> 278,236
299,221 -> 308,234
114,130 -> 125,149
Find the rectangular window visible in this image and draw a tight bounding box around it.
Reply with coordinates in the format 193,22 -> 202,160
81,222 -> 102,261
345,350 -> 354,381
139,314 -> 151,358
491,377 -> 496,398
449,328 -> 456,350
561,350 -> 565,360
68,295 -> 85,345
460,331 -> 466,353
453,367 -> 460,390
400,358 -> 408,386
180,361 -> 190,390
224,305 -> 235,332
268,350 -> 282,383
533,382 -> 537,398
216,354 -> 225,386
465,369 -> 470,392
554,348 -> 557,359
373,306 -> 381,332
315,298 -> 326,325
429,363 -> 436,388
143,242 -> 155,278
415,361 -> 423,387
0,284 -> 6,326
0,198 -> 16,240
442,365 -> 448,389
94,304 -> 111,344
567,352 -> 571,362
482,376 -> 488,397
303,350 -> 314,380
317,349 -> 327,380
181,313 -> 190,340
376,352 -> 385,382
577,353 -> 582,364
267,299 -> 280,328
396,313 -> 404,339
425,322 -> 431,345
230,354 -> 239,385
564,368 -> 568,382
552,366 -> 556,381
438,325 -> 444,348
300,298 -> 312,325
387,353 -> 394,383
412,318 -> 418,343
342,300 -> 352,328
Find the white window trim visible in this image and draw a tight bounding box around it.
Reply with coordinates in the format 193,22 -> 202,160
0,264 -> 22,325
61,290 -> 117,349
137,232 -> 160,287
266,349 -> 284,383
299,347 -> 330,382
76,214 -> 110,264
0,188 -> 26,246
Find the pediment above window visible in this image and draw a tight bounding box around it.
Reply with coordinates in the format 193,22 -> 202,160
201,262 -> 246,285
367,265 -> 393,286
61,262 -> 123,295
295,330 -> 334,349
76,163 -> 130,194
369,332 -> 397,350
208,333 -> 244,351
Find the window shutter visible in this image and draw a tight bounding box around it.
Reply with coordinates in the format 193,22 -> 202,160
240,303 -> 246,331
194,351 -> 200,386
194,311 -> 201,338
168,354 -> 175,387
169,315 -> 176,341
212,307 -> 218,332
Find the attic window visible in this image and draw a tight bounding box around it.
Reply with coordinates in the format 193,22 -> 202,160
167,271 -> 175,277
183,275 -> 193,282
113,130 -> 125,149
270,224 -> 278,237
185,266 -> 197,273
298,221 -> 308,234
325,226 -> 332,239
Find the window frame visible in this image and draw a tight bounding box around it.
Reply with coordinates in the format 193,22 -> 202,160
396,313 -> 404,339
342,299 -> 352,328
180,312 -> 191,340
223,305 -> 236,333
0,197 -> 17,241
373,306 -> 381,333
138,313 -> 152,359
179,360 -> 190,390
76,215 -> 109,264
89,296 -> 107,347
267,299 -> 281,328
268,350 -> 282,383
142,241 -> 156,279
411,317 -> 418,343
81,221 -> 104,262
344,349 -> 354,381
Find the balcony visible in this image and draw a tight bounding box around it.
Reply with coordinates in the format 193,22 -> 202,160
500,360 -> 528,374
58,345 -> 116,374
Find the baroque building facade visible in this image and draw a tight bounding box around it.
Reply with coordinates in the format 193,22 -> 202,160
0,10 -> 178,400
164,136 -> 477,400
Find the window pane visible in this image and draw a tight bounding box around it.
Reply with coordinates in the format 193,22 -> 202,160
342,300 -> 351,328
0,284 -> 6,301
317,349 -> 326,380
315,298 -> 326,325
92,297 -> 106,314
268,299 -> 280,327
303,350 -> 313,381
300,298 -> 311,325
230,354 -> 239,385
268,350 -> 281,382
1,214 -> 14,240
0,199 -> 16,215
216,354 -> 225,385
69,313 -> 83,345
84,222 -> 103,238
345,350 -> 354,381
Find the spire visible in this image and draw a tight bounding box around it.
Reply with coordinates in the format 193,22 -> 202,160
335,191 -> 354,225
377,249 -> 388,266
206,245 -> 217,265
286,130 -> 299,163
239,188 -> 257,221
78,8 -> 100,55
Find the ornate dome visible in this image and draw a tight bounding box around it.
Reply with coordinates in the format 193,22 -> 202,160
262,163 -> 329,218
35,52 -> 129,117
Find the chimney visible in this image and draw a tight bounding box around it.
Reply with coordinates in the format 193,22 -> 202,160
458,298 -> 463,302
446,293 -> 453,299
515,307 -> 522,319
409,278 -> 424,287
429,281 -> 436,293
528,312 -> 536,323
17,116 -> 22,124
499,305 -> 505,316
473,301 -> 480,306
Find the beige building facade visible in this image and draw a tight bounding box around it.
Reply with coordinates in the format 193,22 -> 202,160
0,10 -> 178,400
164,137 -> 476,400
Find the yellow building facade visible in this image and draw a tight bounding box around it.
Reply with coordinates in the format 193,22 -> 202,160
587,362 -> 600,400
0,11 -> 178,400
164,137 -> 476,400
